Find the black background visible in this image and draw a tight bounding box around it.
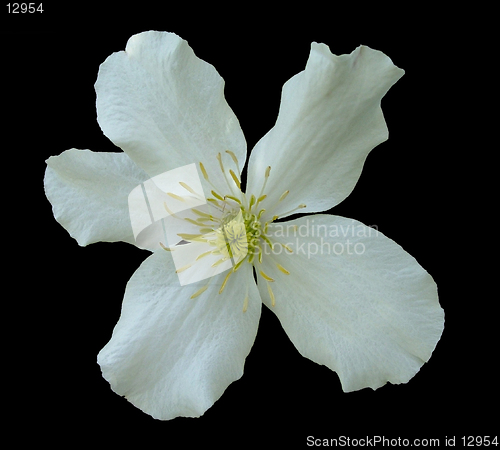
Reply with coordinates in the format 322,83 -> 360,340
4,4 -> 493,448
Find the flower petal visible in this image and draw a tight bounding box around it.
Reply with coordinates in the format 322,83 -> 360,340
95,31 -> 246,184
98,250 -> 261,420
256,214 -> 444,392
44,149 -> 149,247
247,44 -> 404,220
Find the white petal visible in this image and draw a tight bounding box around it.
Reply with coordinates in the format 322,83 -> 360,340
44,149 -> 148,247
256,215 -> 444,392
247,44 -> 404,220
98,251 -> 261,420
95,31 -> 246,186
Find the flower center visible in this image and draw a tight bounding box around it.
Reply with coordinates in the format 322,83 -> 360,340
161,150 -> 306,311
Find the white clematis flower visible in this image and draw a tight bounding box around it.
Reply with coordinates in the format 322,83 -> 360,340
44,31 -> 444,420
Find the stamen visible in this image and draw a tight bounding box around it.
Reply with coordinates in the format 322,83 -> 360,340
262,234 -> 273,248
232,258 -> 245,272
267,282 -> 276,307
274,203 -> 306,219
277,263 -> 290,275
225,195 -> 242,205
196,250 -> 212,260
199,162 -> 209,181
159,242 -> 173,251
225,150 -> 241,174
191,284 -> 208,299
211,190 -> 224,201
169,154 -> 295,303
167,192 -> 186,202
229,169 -> 241,190
279,190 -> 290,201
259,270 -> 275,282
212,257 -> 230,267
192,209 -> 219,222
258,166 -> 271,199
207,198 -> 221,207
179,181 -> 198,196
183,217 -> 202,226
196,217 -> 218,225
248,194 -> 256,211
163,201 -> 179,218
177,233 -> 208,243
216,152 -> 237,197
216,152 -> 225,173
176,263 -> 192,273
242,294 -> 249,313
177,233 -> 202,240
219,270 -> 232,294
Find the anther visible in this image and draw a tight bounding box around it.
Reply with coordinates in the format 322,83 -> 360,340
225,195 -> 242,204
216,152 -> 225,173
258,166 -> 272,199
279,190 -> 290,201
212,258 -> 228,267
167,192 -> 186,202
275,203 -> 307,219
262,234 -> 273,248
191,285 -> 208,299
277,263 -> 290,275
259,270 -> 275,282
248,194 -> 256,210
199,162 -> 209,181
211,190 -> 224,201
219,270 -> 233,294
163,202 -> 178,217
192,209 -> 216,221
225,149 -> 238,163
196,250 -> 212,260
229,169 -> 241,189
183,217 -> 202,226
216,152 -> 237,196
233,258 -> 245,272
176,263 -> 192,273
179,181 -> 198,196
267,283 -> 276,307
177,233 -> 208,243
159,242 -> 173,251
